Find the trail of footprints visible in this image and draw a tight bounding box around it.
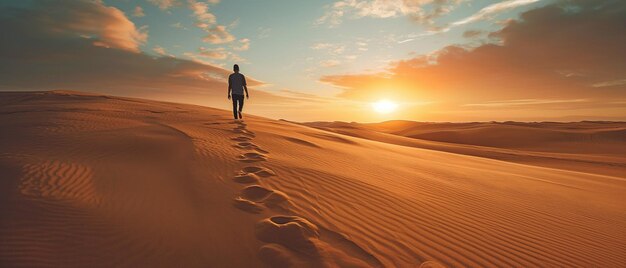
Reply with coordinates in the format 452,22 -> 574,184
226,122 -> 437,267
229,121 -> 289,213
228,120 -> 336,267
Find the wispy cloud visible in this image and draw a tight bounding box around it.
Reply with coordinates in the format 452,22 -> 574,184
398,0 -> 541,44
133,6 -> 145,17
170,22 -> 187,30
592,79 -> 626,88
203,25 -> 235,44
311,42 -> 332,50
316,0 -> 460,27
462,30 -> 485,38
452,0 -> 540,26
320,59 -> 341,67
311,42 -> 346,55
187,0 -> 236,44
232,38 -> 250,51
198,47 -> 228,59
189,0 -> 216,25
257,27 -> 272,39
147,0 -> 179,10
464,99 -> 588,107
153,45 -> 167,55
196,46 -> 246,63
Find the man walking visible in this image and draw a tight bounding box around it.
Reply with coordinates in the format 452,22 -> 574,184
228,64 -> 249,120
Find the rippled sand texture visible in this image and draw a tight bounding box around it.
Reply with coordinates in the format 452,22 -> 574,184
0,91 -> 625,267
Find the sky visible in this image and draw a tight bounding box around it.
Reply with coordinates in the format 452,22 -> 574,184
0,0 -> 624,122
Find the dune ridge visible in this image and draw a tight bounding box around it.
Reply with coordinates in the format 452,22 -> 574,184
300,120 -> 626,177
0,91 -> 625,267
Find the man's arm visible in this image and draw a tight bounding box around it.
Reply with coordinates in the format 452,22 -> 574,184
227,75 -> 231,99
243,75 -> 249,99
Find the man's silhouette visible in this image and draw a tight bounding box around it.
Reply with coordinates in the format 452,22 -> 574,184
228,64 -> 249,120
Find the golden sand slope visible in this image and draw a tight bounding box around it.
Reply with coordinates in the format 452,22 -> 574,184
0,91 -> 625,267
301,121 -> 626,177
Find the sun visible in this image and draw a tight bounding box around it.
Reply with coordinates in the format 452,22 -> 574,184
372,99 -> 398,114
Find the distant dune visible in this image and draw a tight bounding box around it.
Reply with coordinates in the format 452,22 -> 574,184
1,91 -> 625,267
301,120 -> 626,177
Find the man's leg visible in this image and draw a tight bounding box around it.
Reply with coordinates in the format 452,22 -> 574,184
238,96 -> 244,119
232,96 -> 238,119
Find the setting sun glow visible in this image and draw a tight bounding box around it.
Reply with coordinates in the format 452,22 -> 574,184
372,100 -> 398,114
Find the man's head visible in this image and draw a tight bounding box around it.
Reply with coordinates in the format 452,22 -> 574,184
233,64 -> 239,73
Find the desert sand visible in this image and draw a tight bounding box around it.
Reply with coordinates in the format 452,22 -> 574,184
1,91 -> 625,267
302,120 -> 626,178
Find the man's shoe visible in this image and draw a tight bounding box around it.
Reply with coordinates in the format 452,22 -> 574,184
238,111 -> 242,119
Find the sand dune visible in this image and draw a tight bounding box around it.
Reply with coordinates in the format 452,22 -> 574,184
305,120 -> 626,154
301,120 -> 626,177
1,91 -> 625,267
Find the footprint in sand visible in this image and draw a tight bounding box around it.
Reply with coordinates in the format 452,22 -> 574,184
238,152 -> 267,163
233,166 -> 276,184
241,185 -> 290,209
230,123 -> 255,135
232,129 -> 255,137
233,185 -> 290,213
234,142 -> 269,154
233,173 -> 261,184
255,216 -> 320,254
255,216 -> 375,267
242,166 -> 276,177
233,197 -> 264,213
231,136 -> 253,142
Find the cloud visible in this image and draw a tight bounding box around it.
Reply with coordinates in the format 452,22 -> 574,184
320,60 -> 341,67
189,0 -> 216,26
320,0 -> 626,106
278,89 -> 338,103
170,22 -> 187,29
147,0 -> 179,10
0,0 -> 287,108
356,41 -> 368,51
232,38 -> 250,51
133,6 -> 145,17
230,53 -> 246,63
194,46 -> 247,63
257,27 -> 272,39
311,43 -> 332,50
0,0 -> 148,53
592,79 -> 626,88
316,0 -> 460,27
227,18 -> 240,29
404,0 -> 542,37
153,45 -> 167,55
452,0 -> 540,26
148,0 -> 180,10
186,0 -> 236,44
462,30 -> 484,38
311,42 -> 346,55
463,99 -> 588,107
203,25 -> 236,44
198,47 -> 228,59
